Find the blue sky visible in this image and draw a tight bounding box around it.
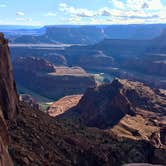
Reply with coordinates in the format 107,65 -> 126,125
0,0 -> 166,25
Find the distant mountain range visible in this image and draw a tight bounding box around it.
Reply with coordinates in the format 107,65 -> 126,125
0,25 -> 45,37
2,24 -> 166,44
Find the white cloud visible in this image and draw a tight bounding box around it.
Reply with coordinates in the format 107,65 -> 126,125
98,8 -> 112,16
111,0 -> 125,9
45,12 -> 57,17
16,12 -> 25,16
59,1 -> 166,24
109,0 -> 164,10
106,0 -> 166,24
76,9 -> 94,17
59,3 -> 68,9
126,0 -> 164,10
59,3 -> 94,17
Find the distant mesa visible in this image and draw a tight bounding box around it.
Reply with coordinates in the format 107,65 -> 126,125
11,24 -> 166,44
13,56 -> 96,99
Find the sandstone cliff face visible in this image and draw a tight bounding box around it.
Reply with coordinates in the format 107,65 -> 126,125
0,33 -> 19,120
0,33 -> 19,166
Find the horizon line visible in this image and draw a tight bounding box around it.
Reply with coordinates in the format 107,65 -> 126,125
1,23 -> 166,27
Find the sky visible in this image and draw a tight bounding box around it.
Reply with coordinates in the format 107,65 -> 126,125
0,0 -> 166,26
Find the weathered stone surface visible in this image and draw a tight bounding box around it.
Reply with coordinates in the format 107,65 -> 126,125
48,95 -> 82,117
0,111 -> 13,166
0,33 -> 19,120
0,33 -> 16,166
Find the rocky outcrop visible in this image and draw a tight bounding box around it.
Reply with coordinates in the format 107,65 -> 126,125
0,33 -> 19,166
67,79 -> 166,127
48,95 -> 82,117
20,94 -> 40,110
59,79 -> 166,153
65,79 -> 137,128
13,56 -> 56,73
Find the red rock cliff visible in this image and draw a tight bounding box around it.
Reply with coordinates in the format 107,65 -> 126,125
0,33 -> 19,120
0,33 -> 19,166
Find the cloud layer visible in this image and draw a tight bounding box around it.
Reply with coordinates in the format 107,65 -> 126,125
59,0 -> 166,24
1,0 -> 166,25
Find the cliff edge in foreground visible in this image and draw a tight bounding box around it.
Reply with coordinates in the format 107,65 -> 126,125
0,33 -> 19,166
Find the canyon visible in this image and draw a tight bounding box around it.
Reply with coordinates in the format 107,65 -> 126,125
0,31 -> 166,166
9,27 -> 166,94
13,56 -> 96,100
